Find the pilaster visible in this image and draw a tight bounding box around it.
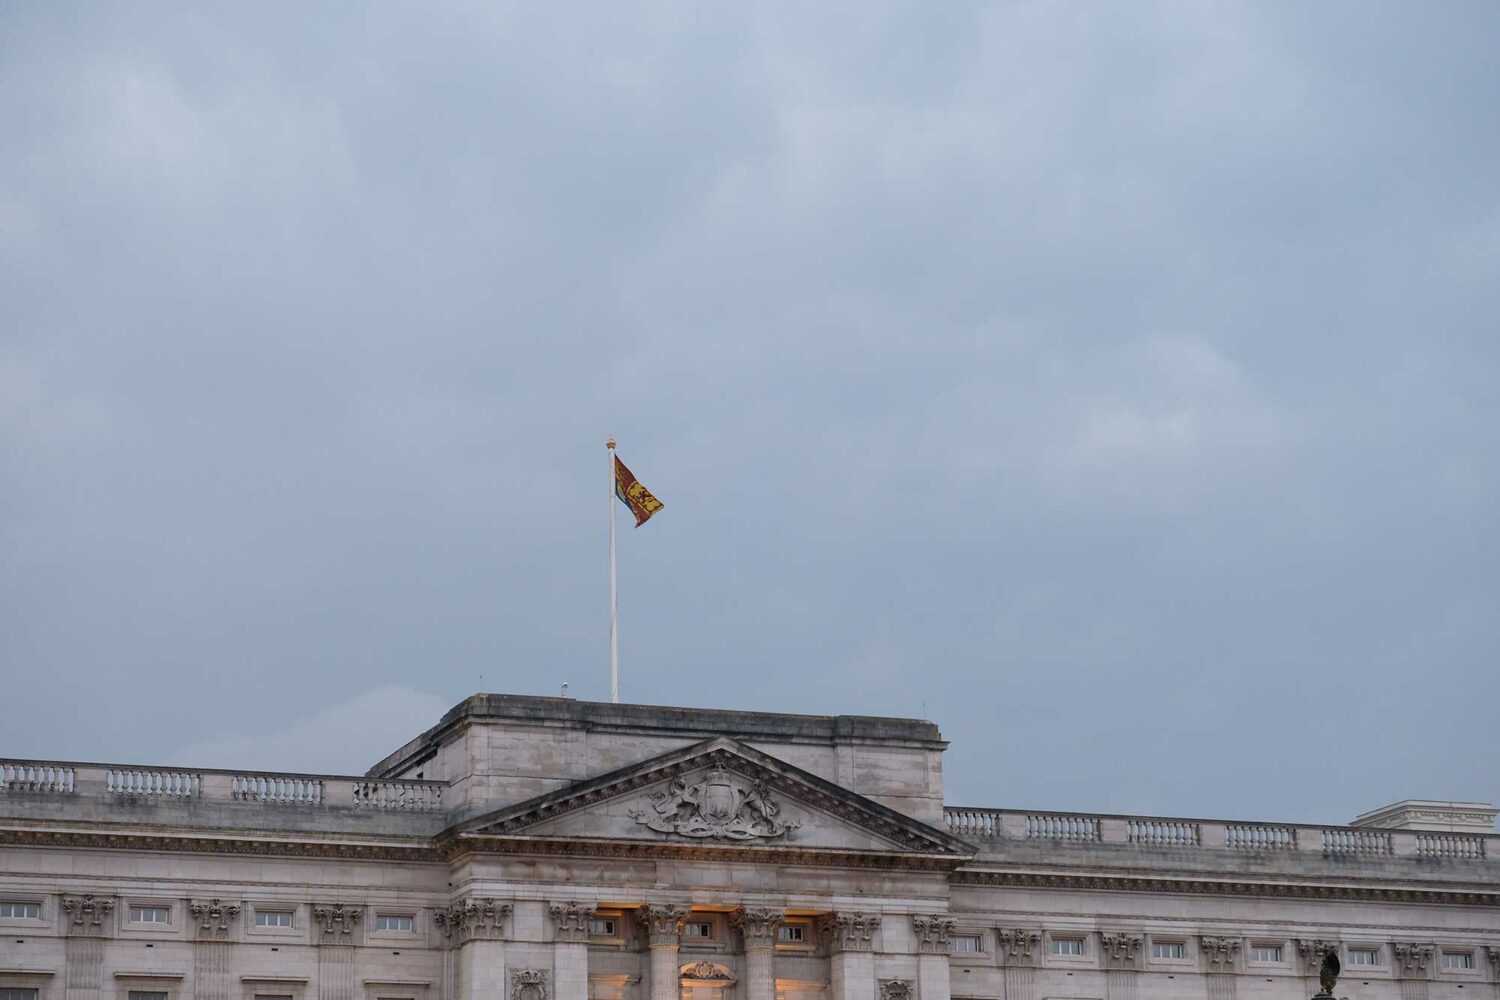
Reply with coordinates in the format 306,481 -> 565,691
190,899 -> 242,1000
1100,932 -> 1142,1000
639,904 -> 688,1000
314,903 -> 363,1000
734,908 -> 783,1000
1298,939 -> 1340,997
438,897 -> 513,1000
1394,943 -> 1436,1000
551,901 -> 592,1000
911,916 -> 955,1000
996,928 -> 1041,1000
1201,937 -> 1240,1000
62,894 -> 114,1000
823,913 -> 880,1000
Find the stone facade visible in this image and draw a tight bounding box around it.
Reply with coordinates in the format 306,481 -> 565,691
1,694 -> 1497,1000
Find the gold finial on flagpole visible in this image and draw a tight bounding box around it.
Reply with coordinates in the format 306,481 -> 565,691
607,438 -> 616,449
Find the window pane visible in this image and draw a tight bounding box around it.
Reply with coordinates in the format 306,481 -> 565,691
1348,950 -> 1378,966
256,910 -> 293,927
778,924 -> 805,942
1051,938 -> 1082,956
1252,946 -> 1283,962
129,992 -> 169,1000
0,902 -> 41,919
1153,943 -> 1185,959
951,935 -> 981,953
0,990 -> 40,1000
130,905 -> 170,923
685,922 -> 712,938
1442,953 -> 1473,969
376,914 -> 413,932
588,918 -> 617,936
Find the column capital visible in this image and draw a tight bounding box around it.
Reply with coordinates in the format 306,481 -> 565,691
637,903 -> 689,948
189,898 -> 242,941
911,915 -> 956,955
61,894 -> 115,938
821,912 -> 880,954
1199,936 -> 1241,974
312,902 -> 364,942
1296,939 -> 1339,977
996,928 -> 1041,968
733,907 -> 783,951
1393,943 -> 1437,981
550,900 -> 592,944
436,896 -> 513,945
1099,932 -> 1143,971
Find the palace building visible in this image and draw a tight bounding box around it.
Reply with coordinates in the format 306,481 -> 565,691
1,694 -> 1497,1000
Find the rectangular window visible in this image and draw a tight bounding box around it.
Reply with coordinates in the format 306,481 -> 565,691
950,934 -> 982,954
1051,938 -> 1083,956
1348,949 -> 1379,966
255,910 -> 294,927
253,996 -> 294,1000
375,914 -> 414,932
684,922 -> 713,938
1152,942 -> 1186,960
1442,953 -> 1474,970
0,901 -> 41,919
0,991 -> 40,1000
1251,946 -> 1283,963
778,924 -> 806,943
128,992 -> 169,1000
129,905 -> 170,923
588,918 -> 618,937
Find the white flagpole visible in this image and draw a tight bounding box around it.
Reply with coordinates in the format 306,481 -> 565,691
607,438 -> 620,703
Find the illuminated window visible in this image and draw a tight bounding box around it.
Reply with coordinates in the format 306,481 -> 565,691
779,924 -> 805,943
589,918 -> 618,936
685,922 -> 713,939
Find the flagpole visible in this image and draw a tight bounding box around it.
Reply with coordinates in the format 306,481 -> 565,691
607,438 -> 619,704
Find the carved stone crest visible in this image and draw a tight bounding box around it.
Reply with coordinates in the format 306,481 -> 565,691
880,980 -> 913,1000
631,767 -> 798,840
512,969 -> 548,1000
679,961 -> 737,985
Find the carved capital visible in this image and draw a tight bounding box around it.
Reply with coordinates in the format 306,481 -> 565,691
312,902 -> 363,939
997,928 -> 1042,967
911,914 -> 957,955
732,907 -> 783,950
1100,932 -> 1144,970
1393,943 -> 1435,979
435,897 -> 512,944
1487,947 -> 1500,976
550,901 -> 592,944
1296,939 -> 1339,975
638,904 -> 689,948
189,898 -> 241,940
61,894 -> 115,937
512,969 -> 548,1000
880,981 -> 914,1000
1200,937 -> 1241,973
821,912 -> 880,953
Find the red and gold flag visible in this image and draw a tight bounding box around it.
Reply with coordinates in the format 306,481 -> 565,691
614,455 -> 664,527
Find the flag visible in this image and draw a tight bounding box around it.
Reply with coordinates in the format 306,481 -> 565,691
614,455 -> 664,527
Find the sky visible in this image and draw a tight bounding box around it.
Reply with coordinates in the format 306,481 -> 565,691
2,2 -> 1497,826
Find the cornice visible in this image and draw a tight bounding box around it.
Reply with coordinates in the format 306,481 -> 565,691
445,834 -> 966,872
0,825 -> 439,862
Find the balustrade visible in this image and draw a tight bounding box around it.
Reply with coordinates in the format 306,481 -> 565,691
1128,818 -> 1200,847
1415,833 -> 1486,860
105,768 -> 200,797
1026,813 -> 1100,842
1225,823 -> 1297,850
1321,828 -> 1393,856
231,774 -> 324,805
1,762 -> 75,793
352,779 -> 443,811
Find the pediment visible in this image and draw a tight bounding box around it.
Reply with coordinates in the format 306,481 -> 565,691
447,738 -> 973,861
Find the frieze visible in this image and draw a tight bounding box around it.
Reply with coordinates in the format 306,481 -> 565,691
550,900 -> 592,943
732,907 -> 783,948
1100,932 -> 1143,970
512,969 -> 548,1000
61,894 -> 114,937
880,981 -> 913,1000
821,912 -> 880,953
1200,936 -> 1240,972
435,897 -> 512,943
631,766 -> 799,841
189,898 -> 241,940
997,927 -> 1042,967
680,961 -> 736,985
911,914 -> 957,955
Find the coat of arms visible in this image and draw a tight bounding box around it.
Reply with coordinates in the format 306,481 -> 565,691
630,766 -> 799,840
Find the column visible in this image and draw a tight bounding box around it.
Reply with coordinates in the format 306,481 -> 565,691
639,904 -> 689,1000
995,929 -> 1040,1000
1200,936 -> 1241,1000
438,898 -> 513,1000
734,908 -> 783,1000
189,899 -> 242,1000
62,894 -> 113,1000
823,913 -> 880,1000
551,901 -> 592,1000
313,903 -> 364,1000
1099,932 -> 1142,1000
910,916 -> 954,1000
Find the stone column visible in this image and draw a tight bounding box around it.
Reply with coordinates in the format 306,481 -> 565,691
1200,936 -> 1241,1000
734,908 -> 783,1000
1099,932 -> 1142,1000
62,894 -> 114,1000
911,916 -> 954,1000
190,899 -> 242,1000
1394,943 -> 1436,1000
639,904 -> 689,1000
551,901 -> 592,1000
996,928 -> 1041,1000
313,903 -> 364,1000
823,913 -> 880,1000
438,897 -> 513,1000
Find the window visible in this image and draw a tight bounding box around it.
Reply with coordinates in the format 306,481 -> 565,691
129,905 -> 170,924
684,922 -> 714,939
1051,938 -> 1084,956
1251,946 -> 1283,963
1442,953 -> 1474,970
375,914 -> 414,932
0,902 -> 40,919
951,934 -> 982,954
1152,942 -> 1186,960
128,992 -> 169,1000
253,996 -> 293,1000
255,910 -> 293,927
0,991 -> 39,1000
1348,949 -> 1379,966
588,918 -> 618,937
778,924 -> 805,943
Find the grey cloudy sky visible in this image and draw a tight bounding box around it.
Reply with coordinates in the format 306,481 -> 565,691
3,3 -> 1496,825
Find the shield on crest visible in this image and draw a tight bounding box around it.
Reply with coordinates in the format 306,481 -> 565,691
702,769 -> 735,821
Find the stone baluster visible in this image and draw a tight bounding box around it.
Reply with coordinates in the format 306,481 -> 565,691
995,928 -> 1041,1000
1099,932 -> 1143,1000
823,913 -> 880,1000
189,899 -> 242,1000
62,894 -> 114,1000
734,908 -> 784,1000
911,916 -> 955,1000
640,904 -> 689,1000
551,901 -> 593,1000
437,897 -> 513,1000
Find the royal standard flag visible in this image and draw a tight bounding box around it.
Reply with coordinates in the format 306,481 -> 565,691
614,455 -> 664,527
